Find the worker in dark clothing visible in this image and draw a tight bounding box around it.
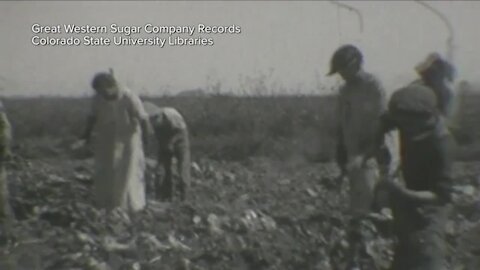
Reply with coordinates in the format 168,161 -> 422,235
144,102 -> 190,202
329,44 -> 389,214
376,83 -> 454,270
328,44 -> 399,269
415,52 -> 456,118
336,127 -> 348,178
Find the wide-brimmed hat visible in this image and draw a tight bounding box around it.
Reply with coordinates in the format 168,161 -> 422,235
415,52 -> 442,74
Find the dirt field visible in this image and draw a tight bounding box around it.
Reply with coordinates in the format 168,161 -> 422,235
1,94 -> 480,269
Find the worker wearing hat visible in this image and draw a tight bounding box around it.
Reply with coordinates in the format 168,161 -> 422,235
143,102 -> 191,202
82,71 -> 152,212
376,84 -> 454,270
328,44 -> 400,269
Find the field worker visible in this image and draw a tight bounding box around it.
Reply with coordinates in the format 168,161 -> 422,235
0,100 -> 12,223
328,44 -> 399,269
143,102 -> 190,202
415,52 -> 456,118
82,71 -> 152,212
375,84 -> 454,270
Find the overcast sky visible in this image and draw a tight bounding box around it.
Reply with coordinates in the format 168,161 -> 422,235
0,1 -> 479,96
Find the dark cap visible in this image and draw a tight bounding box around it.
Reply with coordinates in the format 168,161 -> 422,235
91,72 -> 116,91
327,44 -> 363,76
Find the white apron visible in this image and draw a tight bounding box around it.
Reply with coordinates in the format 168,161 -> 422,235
91,88 -> 147,212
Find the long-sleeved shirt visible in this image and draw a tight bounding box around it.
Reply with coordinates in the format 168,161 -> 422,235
337,70 -> 388,159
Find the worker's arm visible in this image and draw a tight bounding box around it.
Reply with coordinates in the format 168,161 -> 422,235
140,117 -> 153,148
385,134 -> 454,205
364,79 -> 389,161
127,92 -> 153,148
82,114 -> 96,144
364,112 -> 397,165
374,114 -> 402,179
82,95 -> 100,144
385,180 -> 439,204
167,129 -> 185,152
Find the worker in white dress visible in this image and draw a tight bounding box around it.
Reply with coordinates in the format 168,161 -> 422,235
82,71 -> 152,212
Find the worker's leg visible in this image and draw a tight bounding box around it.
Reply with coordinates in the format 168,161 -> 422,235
390,227 -> 448,270
158,149 -> 174,201
347,156 -> 379,216
346,156 -> 380,269
411,205 -> 450,270
389,195 -> 450,270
